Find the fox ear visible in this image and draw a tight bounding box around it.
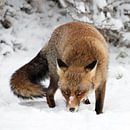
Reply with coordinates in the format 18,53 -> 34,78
85,60 -> 97,76
85,60 -> 97,70
57,59 -> 68,74
57,59 -> 68,68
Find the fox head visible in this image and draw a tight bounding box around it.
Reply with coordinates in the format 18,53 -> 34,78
57,59 -> 97,112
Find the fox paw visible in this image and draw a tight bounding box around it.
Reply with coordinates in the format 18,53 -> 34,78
83,99 -> 90,105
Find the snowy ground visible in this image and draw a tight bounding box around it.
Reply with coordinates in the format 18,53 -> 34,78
0,1 -> 130,130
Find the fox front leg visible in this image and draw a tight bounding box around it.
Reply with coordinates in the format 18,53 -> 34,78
95,80 -> 106,114
46,76 -> 58,108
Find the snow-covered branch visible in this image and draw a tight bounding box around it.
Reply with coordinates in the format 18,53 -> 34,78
56,0 -> 130,46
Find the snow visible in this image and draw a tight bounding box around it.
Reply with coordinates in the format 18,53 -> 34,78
93,0 -> 107,9
122,32 -> 130,46
75,1 -> 85,13
0,0 -> 130,130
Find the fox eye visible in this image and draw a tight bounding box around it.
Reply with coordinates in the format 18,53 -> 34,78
62,90 -> 70,96
76,91 -> 85,97
77,92 -> 82,96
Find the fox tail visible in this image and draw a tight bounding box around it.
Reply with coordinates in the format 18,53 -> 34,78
10,52 -> 49,99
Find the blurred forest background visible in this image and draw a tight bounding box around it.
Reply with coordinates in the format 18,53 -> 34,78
0,0 -> 130,58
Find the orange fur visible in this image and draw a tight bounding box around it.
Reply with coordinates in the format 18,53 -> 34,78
46,22 -> 108,113
10,22 -> 108,114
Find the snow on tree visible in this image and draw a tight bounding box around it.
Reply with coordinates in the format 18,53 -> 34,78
56,0 -> 130,47
0,0 -> 130,59
25,0 -> 44,13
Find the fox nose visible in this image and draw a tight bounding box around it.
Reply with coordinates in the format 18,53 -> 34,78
69,107 -> 75,112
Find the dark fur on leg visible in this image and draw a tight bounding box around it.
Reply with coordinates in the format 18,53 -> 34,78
46,76 -> 58,108
95,81 -> 106,114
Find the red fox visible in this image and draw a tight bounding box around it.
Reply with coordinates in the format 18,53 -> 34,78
10,22 -> 108,114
